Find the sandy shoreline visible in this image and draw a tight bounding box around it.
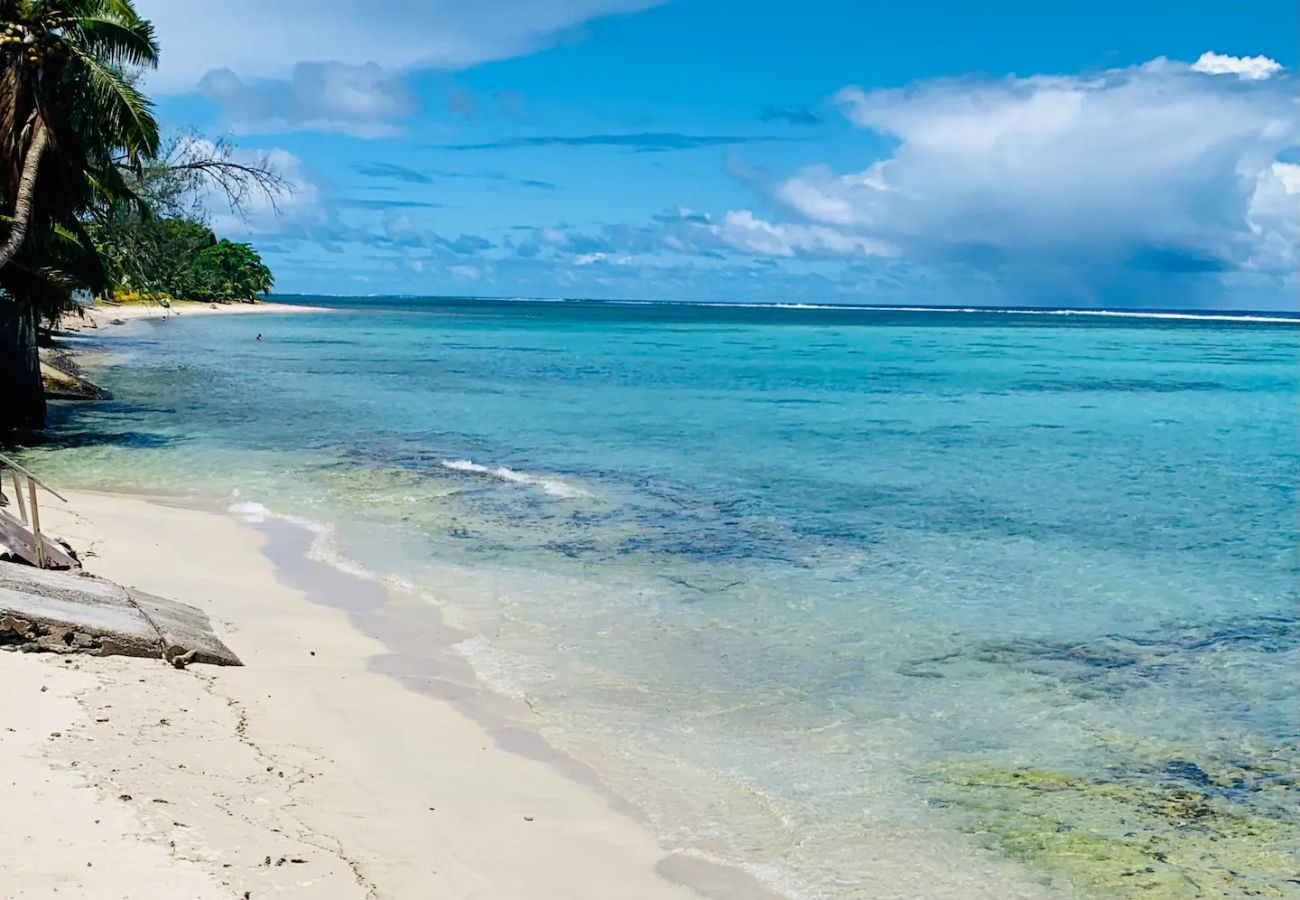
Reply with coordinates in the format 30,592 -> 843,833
59,298 -> 332,332
0,489 -> 767,899
2,297 -> 1069,900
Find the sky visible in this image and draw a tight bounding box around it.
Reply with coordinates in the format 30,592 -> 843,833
135,0 -> 1299,309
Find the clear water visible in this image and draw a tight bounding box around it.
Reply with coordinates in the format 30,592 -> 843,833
24,299 -> 1300,898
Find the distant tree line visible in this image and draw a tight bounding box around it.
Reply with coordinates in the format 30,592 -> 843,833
92,216 -> 273,303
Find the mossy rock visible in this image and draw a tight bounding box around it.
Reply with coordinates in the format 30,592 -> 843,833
916,755 -> 1300,898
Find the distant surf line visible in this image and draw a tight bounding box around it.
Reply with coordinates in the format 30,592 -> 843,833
279,294 -> 1299,324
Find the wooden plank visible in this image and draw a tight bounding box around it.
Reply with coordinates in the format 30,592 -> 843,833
0,508 -> 81,570
0,512 -> 41,565
10,469 -> 27,524
0,452 -> 68,502
28,479 -> 44,568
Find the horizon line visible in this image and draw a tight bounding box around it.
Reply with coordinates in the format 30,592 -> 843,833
270,294 -> 1300,322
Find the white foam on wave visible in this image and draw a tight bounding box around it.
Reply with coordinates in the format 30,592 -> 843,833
765,304 -> 1297,323
439,459 -> 586,499
227,495 -> 811,900
230,500 -> 559,705
451,636 -> 553,701
593,298 -> 1300,323
227,497 -> 407,587
228,500 -> 270,522
996,308 -> 1299,324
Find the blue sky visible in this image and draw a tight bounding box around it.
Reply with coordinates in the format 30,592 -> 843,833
136,0 -> 1299,308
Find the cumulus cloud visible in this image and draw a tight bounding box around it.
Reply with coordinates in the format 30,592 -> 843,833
176,140 -> 364,251
492,207 -> 894,270
379,214 -> 496,256
720,53 -> 1298,306
200,63 -> 417,138
711,210 -> 894,258
1191,51 -> 1283,81
135,0 -> 663,92
1244,162 -> 1300,273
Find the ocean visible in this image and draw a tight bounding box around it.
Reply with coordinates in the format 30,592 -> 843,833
24,297 -> 1300,898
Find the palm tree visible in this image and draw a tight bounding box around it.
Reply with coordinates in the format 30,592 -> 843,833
0,0 -> 159,430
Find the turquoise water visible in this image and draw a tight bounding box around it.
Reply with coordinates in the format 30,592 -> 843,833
26,299 -> 1300,898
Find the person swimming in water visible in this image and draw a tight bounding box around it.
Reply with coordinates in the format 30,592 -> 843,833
256,333 -> 263,341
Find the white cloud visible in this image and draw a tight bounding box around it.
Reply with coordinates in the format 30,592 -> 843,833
714,210 -> 895,258
722,55 -> 1298,305
200,63 -> 418,138
1191,51 -> 1283,81
177,139 -> 334,243
1244,162 -> 1300,272
135,0 -> 663,93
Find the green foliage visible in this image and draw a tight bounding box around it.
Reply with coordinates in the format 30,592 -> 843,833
0,0 -> 163,318
0,4 -> 279,314
91,215 -> 212,297
92,214 -> 272,302
183,238 -> 273,301
88,132 -> 279,303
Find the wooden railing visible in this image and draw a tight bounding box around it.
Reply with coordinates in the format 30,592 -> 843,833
0,452 -> 78,569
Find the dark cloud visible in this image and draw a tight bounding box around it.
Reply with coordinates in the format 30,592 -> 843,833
353,162 -> 556,190
335,198 -> 446,210
435,132 -> 796,153
448,234 -> 494,254
652,209 -> 712,225
764,58 -> 1300,306
760,104 -> 821,126
352,162 -> 434,184
1126,247 -> 1230,274
476,170 -> 557,190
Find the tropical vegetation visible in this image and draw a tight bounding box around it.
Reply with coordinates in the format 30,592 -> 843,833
0,0 -> 279,431
93,216 -> 273,302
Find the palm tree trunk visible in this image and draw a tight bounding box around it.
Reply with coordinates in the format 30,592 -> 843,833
0,117 -> 49,272
0,297 -> 45,430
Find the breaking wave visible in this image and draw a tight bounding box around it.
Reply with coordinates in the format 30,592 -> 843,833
438,459 -> 587,499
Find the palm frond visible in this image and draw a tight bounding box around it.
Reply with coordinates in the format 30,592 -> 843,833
58,215 -> 109,289
84,160 -> 148,218
63,41 -> 159,162
69,12 -> 159,69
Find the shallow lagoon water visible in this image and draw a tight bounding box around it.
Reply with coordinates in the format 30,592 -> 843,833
27,299 -> 1300,898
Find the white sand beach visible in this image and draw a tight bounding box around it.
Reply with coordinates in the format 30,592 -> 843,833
0,489 -> 752,899
59,299 -> 330,332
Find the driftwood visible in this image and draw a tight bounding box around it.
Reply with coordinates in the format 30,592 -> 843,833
0,562 -> 240,667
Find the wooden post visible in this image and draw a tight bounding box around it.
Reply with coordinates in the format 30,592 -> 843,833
27,477 -> 44,568
11,468 -> 28,524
